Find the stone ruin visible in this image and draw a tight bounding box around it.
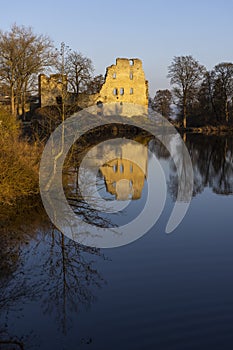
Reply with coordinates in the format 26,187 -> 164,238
38,74 -> 68,107
38,58 -> 148,115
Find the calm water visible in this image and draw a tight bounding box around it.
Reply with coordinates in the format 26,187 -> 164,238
1,133 -> 233,349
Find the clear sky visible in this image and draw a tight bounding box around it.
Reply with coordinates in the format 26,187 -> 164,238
1,0 -> 233,95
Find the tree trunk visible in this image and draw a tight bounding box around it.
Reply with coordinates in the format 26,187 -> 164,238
183,95 -> 187,128
183,132 -> 187,143
22,83 -> 28,120
225,98 -> 229,123
11,85 -> 15,116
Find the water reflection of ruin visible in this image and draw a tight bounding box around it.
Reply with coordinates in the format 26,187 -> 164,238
99,141 -> 148,200
64,135 -> 150,204
100,159 -> 144,200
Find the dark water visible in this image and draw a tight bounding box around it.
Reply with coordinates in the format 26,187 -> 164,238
1,133 -> 233,349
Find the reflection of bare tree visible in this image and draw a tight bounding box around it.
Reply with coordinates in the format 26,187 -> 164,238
187,134 -> 233,195
0,201 -> 107,348
0,200 -> 48,280
0,200 -> 49,349
149,133 -> 194,202
0,332 -> 25,349
37,229 -> 106,333
160,133 -> 233,199
148,136 -> 171,160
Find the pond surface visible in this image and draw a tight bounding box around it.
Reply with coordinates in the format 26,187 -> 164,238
1,132 -> 233,349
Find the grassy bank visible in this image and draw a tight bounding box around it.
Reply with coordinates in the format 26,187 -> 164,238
0,109 -> 41,205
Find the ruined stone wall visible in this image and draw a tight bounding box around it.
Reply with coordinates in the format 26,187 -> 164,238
38,58 -> 148,116
39,74 -> 67,107
76,92 -> 98,109
97,58 -> 148,107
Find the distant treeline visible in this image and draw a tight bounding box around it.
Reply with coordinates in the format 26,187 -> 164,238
151,56 -> 233,128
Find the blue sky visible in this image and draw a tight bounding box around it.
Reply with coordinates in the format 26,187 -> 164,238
1,0 -> 233,95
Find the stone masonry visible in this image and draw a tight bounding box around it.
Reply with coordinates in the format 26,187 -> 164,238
96,58 -> 148,106
39,58 -> 148,114
38,74 -> 67,107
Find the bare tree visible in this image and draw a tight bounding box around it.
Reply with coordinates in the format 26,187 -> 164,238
198,71 -> 217,121
212,62 -> 233,123
198,65 -> 233,124
152,89 -> 172,118
85,74 -> 104,94
0,24 -> 54,116
168,55 -> 205,128
64,50 -> 94,97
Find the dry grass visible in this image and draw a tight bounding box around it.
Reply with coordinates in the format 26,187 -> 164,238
0,109 -> 41,205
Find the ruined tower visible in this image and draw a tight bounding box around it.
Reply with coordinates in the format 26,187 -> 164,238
38,74 -> 67,107
97,58 -> 148,107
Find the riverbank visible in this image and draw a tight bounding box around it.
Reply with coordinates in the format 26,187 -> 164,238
0,109 -> 41,206
1,106 -> 233,207
176,124 -> 233,135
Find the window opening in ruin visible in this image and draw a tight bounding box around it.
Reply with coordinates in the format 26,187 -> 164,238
113,88 -> 118,95
130,88 -> 134,94
120,88 -> 124,95
129,59 -> 134,66
130,72 -> 133,80
113,73 -> 116,79
56,96 -> 62,104
97,100 -> 103,107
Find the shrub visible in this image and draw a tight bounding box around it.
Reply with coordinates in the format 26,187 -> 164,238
0,109 -> 41,205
